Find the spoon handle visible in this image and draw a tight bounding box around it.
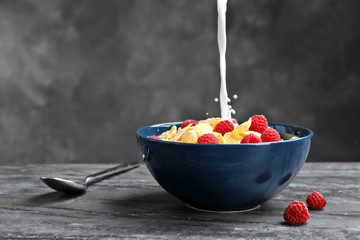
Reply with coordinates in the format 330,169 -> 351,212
84,162 -> 140,186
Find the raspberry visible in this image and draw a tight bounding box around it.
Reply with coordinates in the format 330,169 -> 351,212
306,192 -> 326,209
213,120 -> 234,136
181,119 -> 199,128
249,115 -> 268,133
283,201 -> 310,225
197,133 -> 220,144
148,135 -> 161,140
240,133 -> 262,143
261,127 -> 281,142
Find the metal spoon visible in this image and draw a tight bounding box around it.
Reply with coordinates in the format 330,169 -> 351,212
40,162 -> 140,194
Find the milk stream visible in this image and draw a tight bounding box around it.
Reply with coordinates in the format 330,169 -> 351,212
217,0 -> 231,120
217,0 -> 232,121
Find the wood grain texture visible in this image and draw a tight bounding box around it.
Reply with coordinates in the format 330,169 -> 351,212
0,163 -> 359,239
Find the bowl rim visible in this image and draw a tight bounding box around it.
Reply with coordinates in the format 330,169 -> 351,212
137,121 -> 313,146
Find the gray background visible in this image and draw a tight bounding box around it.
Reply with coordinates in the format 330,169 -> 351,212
0,0 -> 359,164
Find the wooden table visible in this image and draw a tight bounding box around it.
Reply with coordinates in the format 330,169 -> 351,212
0,162 -> 359,239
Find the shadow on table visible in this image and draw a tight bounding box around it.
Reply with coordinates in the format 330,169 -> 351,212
24,191 -> 84,205
106,190 -> 189,212
104,190 -> 280,216
102,191 -> 289,226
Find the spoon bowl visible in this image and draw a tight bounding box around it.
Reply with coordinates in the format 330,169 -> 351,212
40,177 -> 87,194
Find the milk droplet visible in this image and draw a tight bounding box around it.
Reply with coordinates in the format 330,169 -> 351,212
233,94 -> 238,99
214,98 -> 219,102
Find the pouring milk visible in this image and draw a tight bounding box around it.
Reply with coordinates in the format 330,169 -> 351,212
217,0 -> 234,121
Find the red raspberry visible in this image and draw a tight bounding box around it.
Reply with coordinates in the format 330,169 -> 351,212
306,192 -> 327,209
261,127 -> 281,142
213,120 -> 234,136
197,133 -> 220,144
148,136 -> 161,140
283,201 -> 310,225
240,133 -> 262,143
249,115 -> 268,133
181,119 -> 199,128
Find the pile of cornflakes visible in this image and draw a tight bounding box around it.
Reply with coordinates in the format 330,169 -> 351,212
157,117 -> 257,144
148,114 -> 300,144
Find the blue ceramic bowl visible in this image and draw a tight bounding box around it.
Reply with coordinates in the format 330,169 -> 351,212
136,122 -> 313,211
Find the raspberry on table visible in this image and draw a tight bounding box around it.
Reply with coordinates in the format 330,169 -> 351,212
240,133 -> 262,143
249,115 -> 268,133
148,136 -> 161,140
213,120 -> 234,136
283,201 -> 310,225
181,119 -> 199,129
261,127 -> 281,142
306,192 -> 327,209
197,133 -> 220,144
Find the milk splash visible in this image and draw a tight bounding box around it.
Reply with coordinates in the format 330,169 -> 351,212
217,0 -> 233,120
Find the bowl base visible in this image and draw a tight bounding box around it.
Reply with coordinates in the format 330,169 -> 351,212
185,204 -> 261,213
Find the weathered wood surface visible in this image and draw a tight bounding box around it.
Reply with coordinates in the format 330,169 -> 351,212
0,163 -> 359,239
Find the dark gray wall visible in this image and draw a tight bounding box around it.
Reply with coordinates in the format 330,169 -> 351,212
0,0 -> 359,164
